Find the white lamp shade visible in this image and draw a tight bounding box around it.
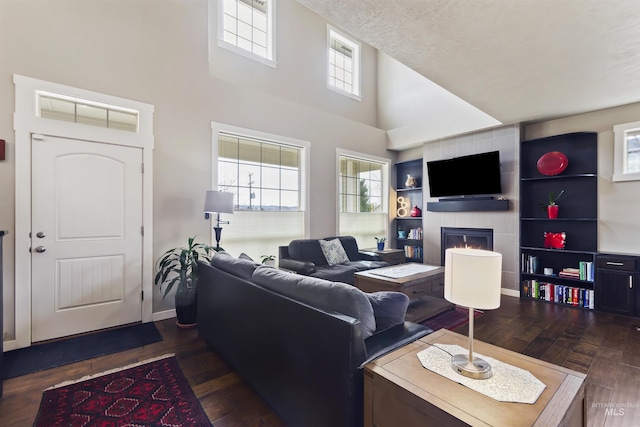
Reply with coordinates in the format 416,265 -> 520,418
204,191 -> 234,214
444,247 -> 502,310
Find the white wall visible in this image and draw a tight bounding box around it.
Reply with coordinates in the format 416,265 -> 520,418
0,0 -> 389,339
421,125 -> 520,293
377,52 -> 501,151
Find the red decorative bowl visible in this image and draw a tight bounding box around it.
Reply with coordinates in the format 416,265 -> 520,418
537,151 -> 568,176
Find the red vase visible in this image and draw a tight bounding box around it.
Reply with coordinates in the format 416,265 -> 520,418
410,206 -> 422,217
547,205 -> 559,219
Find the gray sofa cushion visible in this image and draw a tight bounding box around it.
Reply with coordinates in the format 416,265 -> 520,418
310,264 -> 358,283
251,266 -> 376,339
366,292 -> 410,331
211,251 -> 260,280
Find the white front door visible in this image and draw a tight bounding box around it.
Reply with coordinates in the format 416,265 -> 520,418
31,135 -> 143,342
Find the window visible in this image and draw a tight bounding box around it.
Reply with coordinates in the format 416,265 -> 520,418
37,91 -> 138,132
338,151 -> 389,247
328,27 -> 361,99
218,0 -> 275,66
218,133 -> 301,211
613,121 -> 640,181
213,123 -> 309,260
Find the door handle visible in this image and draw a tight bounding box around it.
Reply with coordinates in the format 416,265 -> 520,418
36,231 -> 46,238
35,246 -> 46,253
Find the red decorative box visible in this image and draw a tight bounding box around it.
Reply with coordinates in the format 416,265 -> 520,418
544,232 -> 566,249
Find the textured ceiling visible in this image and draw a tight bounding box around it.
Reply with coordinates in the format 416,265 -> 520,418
297,0 -> 640,125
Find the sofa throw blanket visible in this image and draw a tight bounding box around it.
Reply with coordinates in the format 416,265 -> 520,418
319,238 -> 350,265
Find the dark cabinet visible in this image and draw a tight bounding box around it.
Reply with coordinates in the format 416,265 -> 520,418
596,254 -> 636,316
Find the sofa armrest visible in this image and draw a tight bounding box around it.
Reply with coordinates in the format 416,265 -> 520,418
278,258 -> 317,275
358,250 -> 382,261
360,322 -> 432,368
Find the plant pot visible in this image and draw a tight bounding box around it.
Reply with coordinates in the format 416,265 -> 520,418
175,284 -> 197,328
547,204 -> 559,219
377,242 -> 385,250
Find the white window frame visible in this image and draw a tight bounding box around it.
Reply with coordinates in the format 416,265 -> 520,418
336,149 -> 390,247
613,120 -> 640,182
211,122 -> 310,258
216,0 -> 276,68
327,26 -> 361,100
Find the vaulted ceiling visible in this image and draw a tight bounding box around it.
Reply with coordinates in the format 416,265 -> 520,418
298,0 -> 640,131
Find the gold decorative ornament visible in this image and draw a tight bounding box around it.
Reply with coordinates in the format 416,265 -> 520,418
397,196 -> 409,217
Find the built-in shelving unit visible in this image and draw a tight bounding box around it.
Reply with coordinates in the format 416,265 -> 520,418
394,159 -> 423,263
519,132 -> 598,310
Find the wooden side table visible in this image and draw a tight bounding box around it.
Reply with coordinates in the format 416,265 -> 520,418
364,329 -> 585,427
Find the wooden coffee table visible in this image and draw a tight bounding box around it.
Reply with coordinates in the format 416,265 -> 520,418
364,329 -> 586,427
354,263 -> 453,323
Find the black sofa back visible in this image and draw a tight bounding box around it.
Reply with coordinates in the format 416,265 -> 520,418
197,260 -> 431,427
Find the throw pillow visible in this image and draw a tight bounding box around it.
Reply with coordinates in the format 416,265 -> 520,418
366,291 -> 409,331
238,252 -> 254,261
318,238 -> 349,266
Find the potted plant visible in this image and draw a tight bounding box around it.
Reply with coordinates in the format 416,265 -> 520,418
260,254 -> 276,266
154,236 -> 215,328
542,190 -> 564,219
375,237 -> 387,250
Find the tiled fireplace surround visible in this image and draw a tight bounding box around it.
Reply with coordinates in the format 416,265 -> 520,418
420,124 -> 520,294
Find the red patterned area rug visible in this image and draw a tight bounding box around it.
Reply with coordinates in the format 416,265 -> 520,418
421,306 -> 483,331
34,354 -> 212,427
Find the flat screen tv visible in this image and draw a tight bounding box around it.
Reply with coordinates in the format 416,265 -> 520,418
426,150 -> 502,198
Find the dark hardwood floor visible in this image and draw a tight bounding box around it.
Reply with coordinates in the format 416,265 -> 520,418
0,295 -> 638,426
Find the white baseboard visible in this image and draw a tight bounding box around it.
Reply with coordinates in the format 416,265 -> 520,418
152,309 -> 176,322
501,288 -> 520,298
3,339 -> 17,352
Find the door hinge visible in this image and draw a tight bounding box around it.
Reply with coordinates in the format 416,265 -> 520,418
141,290 -> 144,301
141,225 -> 144,236
141,163 -> 144,173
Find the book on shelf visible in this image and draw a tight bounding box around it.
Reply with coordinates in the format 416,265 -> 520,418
522,280 -> 594,309
521,253 -> 539,274
403,245 -> 422,259
405,227 -> 423,240
558,261 -> 594,281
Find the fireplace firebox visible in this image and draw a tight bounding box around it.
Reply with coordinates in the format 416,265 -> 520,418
441,227 -> 493,265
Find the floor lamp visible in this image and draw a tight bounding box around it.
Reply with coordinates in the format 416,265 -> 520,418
444,247 -> 502,379
204,191 -> 234,250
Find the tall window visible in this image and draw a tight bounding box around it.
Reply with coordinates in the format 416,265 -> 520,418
328,27 -> 361,99
213,123 -> 308,260
218,0 -> 275,65
338,151 -> 389,248
613,120 -> 640,181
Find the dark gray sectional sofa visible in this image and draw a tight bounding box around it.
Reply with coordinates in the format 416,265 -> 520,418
278,236 -> 388,284
197,251 -> 432,427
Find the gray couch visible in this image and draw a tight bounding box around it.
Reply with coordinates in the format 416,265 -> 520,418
278,236 -> 388,284
197,251 -> 432,427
